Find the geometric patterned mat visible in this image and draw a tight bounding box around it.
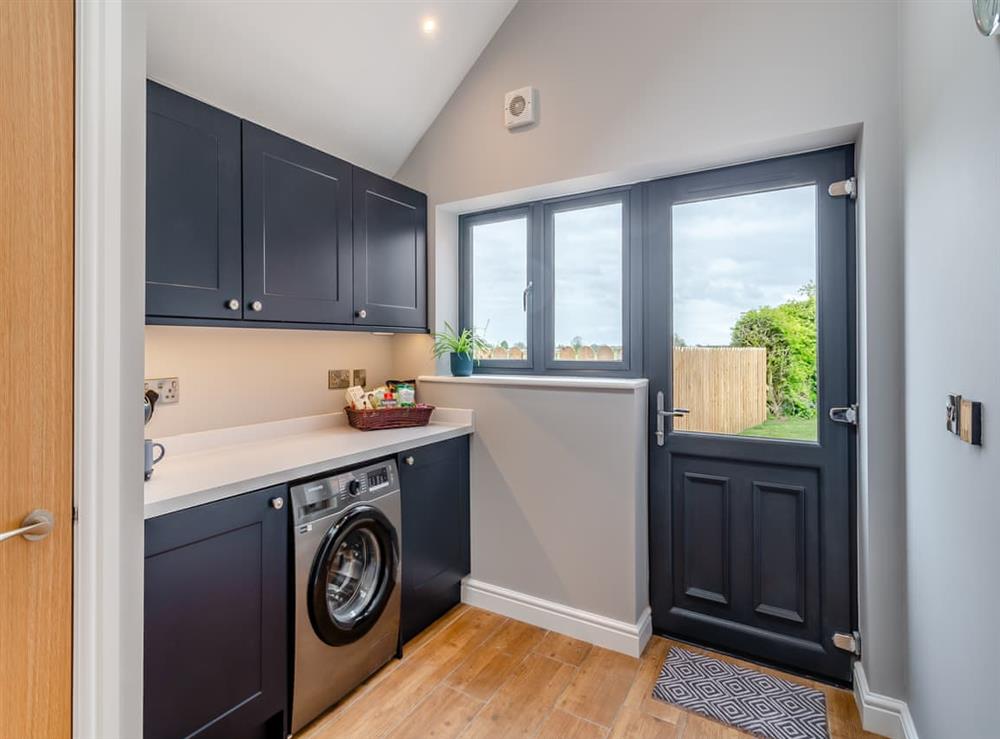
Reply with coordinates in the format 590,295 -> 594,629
651,647 -> 829,739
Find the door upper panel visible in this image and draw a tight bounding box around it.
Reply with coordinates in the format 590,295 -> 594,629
242,121 -> 354,324
353,168 -> 427,329
146,81 -> 243,319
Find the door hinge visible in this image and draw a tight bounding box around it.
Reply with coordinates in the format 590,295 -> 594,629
72,505 -> 78,523
829,404 -> 859,426
832,630 -> 861,656
828,177 -> 857,199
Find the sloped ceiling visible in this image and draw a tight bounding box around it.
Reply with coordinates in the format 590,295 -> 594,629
145,0 -> 517,176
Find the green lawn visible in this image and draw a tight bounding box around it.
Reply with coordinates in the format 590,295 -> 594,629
739,416 -> 817,442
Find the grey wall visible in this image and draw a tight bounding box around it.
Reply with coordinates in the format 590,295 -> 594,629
395,0 -> 906,700
418,379 -> 649,625
901,3 -> 1000,736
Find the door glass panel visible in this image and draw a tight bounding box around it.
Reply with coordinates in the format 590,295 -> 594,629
326,527 -> 382,624
552,201 -> 624,361
471,217 -> 529,360
671,186 -> 818,442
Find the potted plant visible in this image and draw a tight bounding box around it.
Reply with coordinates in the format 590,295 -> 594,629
432,322 -> 490,377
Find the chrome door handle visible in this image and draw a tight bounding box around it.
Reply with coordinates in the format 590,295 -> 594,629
522,281 -> 533,311
658,408 -> 689,417
655,392 -> 690,446
0,509 -> 54,544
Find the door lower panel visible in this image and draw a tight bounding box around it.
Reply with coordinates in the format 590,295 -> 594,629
654,456 -> 841,678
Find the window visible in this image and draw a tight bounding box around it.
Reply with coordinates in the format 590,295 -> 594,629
460,188 -> 639,376
467,212 -> 530,364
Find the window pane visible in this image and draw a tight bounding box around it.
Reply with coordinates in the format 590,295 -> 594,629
671,185 -> 817,442
471,217 -> 528,360
553,201 -> 623,362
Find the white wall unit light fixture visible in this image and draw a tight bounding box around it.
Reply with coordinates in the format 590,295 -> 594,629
504,86 -> 537,129
973,0 -> 1000,36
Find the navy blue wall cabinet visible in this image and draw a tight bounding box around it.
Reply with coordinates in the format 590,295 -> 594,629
144,486 -> 289,739
353,168 -> 428,329
242,122 -> 354,324
145,82 -> 428,332
146,81 -> 243,319
398,436 -> 470,644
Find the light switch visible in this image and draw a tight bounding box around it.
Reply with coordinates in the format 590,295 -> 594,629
328,369 -> 350,390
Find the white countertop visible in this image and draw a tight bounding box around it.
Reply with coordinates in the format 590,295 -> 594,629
144,408 -> 473,519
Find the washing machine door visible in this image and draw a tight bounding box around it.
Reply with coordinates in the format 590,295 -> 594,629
308,505 -> 399,646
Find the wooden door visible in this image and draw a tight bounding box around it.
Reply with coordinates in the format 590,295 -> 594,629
398,437 -> 470,644
0,0 -> 75,735
353,168 -> 427,329
146,81 -> 243,320
242,121 -> 354,325
647,148 -> 856,682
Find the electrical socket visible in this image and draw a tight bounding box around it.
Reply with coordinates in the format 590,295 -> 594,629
145,376 -> 179,404
328,369 -> 350,390
352,369 -> 367,388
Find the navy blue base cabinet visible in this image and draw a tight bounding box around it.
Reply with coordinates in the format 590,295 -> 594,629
398,436 -> 471,644
144,486 -> 289,739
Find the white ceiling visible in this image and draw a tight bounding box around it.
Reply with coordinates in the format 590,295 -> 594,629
145,0 -> 517,177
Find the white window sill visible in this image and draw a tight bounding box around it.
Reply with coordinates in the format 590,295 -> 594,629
417,374 -> 648,392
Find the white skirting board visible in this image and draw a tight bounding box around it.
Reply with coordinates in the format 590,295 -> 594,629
461,578 -> 652,658
853,662 -> 919,739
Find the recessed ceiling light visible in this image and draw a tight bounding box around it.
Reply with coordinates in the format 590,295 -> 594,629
422,17 -> 437,35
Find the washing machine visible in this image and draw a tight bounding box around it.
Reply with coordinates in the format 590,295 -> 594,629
289,458 -> 401,734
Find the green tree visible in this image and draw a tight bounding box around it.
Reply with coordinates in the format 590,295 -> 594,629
731,283 -> 816,418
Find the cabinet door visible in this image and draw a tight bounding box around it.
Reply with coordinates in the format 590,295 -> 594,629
146,81 -> 243,319
144,486 -> 288,739
398,436 -> 470,643
242,121 -> 353,324
353,168 -> 427,329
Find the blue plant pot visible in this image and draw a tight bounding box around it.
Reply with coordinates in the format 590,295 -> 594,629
450,352 -> 474,377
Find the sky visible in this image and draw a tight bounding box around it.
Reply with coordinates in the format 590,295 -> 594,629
470,216 -> 529,347
672,185 -> 816,347
471,202 -> 623,348
470,185 -> 815,350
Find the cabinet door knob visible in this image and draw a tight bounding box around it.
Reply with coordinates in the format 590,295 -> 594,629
356,309 -> 367,319
226,299 -> 240,311
250,300 -> 263,312
269,497 -> 284,510
404,456 -> 415,466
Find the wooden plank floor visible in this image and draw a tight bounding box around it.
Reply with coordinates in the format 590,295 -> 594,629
297,605 -> 882,739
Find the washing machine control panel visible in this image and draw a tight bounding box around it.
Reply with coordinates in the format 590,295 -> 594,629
290,460 -> 399,526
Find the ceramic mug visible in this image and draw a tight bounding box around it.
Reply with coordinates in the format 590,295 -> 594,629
144,438 -> 165,481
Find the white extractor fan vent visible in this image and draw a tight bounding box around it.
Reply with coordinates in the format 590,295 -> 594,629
504,87 -> 537,129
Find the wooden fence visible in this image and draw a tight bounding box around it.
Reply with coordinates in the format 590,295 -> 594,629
672,347 -> 767,435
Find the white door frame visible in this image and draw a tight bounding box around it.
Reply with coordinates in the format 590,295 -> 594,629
74,1 -> 146,736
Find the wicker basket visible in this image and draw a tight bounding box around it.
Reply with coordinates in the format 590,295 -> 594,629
344,404 -> 435,431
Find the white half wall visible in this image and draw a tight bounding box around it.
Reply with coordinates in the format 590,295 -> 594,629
395,0 -> 906,702
416,377 -> 649,642
901,2 -> 1000,737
